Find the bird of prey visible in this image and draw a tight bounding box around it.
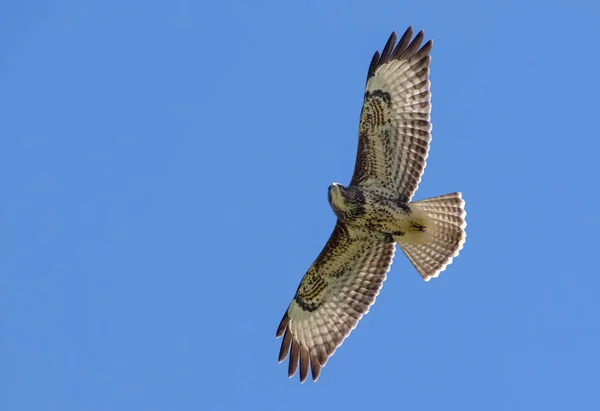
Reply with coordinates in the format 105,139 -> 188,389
276,27 -> 466,383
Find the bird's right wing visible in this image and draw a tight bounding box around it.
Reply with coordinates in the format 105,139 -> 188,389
276,221 -> 396,383
350,27 -> 433,201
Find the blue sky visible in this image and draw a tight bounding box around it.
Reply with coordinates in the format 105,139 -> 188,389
2,0 -> 599,410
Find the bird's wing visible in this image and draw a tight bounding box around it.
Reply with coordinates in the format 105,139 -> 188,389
276,221 -> 396,382
350,27 -> 432,201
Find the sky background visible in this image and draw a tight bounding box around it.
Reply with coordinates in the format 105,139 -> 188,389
2,1 -> 600,410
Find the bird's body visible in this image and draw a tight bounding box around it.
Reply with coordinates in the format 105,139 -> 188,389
276,27 -> 467,383
328,183 -> 431,244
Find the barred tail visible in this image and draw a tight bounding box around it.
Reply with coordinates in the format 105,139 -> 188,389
399,192 -> 467,281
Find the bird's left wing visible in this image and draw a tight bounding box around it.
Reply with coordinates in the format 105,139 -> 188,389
276,221 -> 396,383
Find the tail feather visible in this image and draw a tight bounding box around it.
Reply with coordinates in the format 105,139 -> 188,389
399,192 -> 466,281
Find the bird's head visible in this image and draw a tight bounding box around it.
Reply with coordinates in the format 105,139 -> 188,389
328,183 -> 361,216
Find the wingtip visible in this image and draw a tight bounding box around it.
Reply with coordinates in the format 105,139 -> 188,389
278,328 -> 293,363
299,345 -> 310,383
310,356 -> 322,382
275,311 -> 289,338
288,339 -> 300,377
366,50 -> 381,83
380,31 -> 398,63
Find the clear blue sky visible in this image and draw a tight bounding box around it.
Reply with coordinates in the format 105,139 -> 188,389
2,1 -> 599,410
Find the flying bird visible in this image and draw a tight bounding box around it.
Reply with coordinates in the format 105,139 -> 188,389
276,27 -> 466,383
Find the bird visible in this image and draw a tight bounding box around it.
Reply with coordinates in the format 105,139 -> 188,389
276,26 -> 467,383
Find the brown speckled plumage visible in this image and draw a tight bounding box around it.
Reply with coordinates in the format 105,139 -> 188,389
276,27 -> 467,383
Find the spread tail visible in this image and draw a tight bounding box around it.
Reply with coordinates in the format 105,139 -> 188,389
398,192 -> 466,281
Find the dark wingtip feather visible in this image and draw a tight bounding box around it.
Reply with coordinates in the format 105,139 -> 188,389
310,353 -> 322,382
299,345 -> 310,383
278,329 -> 292,363
398,29 -> 425,61
391,26 -> 414,60
276,311 -> 289,338
379,31 -> 397,63
366,50 -> 381,84
410,39 -> 433,63
316,343 -> 329,367
288,339 -> 300,378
